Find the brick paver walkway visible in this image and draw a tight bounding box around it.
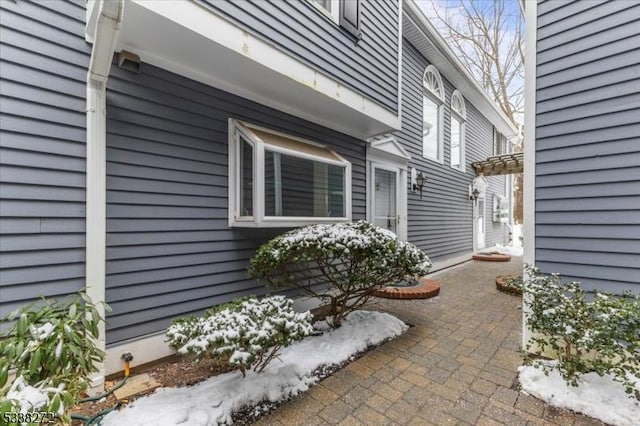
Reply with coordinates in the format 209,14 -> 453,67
256,258 -> 605,426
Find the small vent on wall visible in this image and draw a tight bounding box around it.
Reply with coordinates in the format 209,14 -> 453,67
117,51 -> 141,74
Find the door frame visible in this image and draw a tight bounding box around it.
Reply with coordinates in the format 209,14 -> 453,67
366,137 -> 410,241
473,196 -> 486,250
370,162 -> 404,238
471,175 -> 488,251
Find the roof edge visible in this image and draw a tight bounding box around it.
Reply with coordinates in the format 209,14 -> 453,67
403,0 -> 518,138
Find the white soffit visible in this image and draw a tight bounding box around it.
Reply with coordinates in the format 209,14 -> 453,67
403,0 -> 517,139
95,0 -> 401,139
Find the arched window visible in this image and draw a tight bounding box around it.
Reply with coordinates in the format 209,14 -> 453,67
423,65 -> 444,101
422,65 -> 444,161
450,90 -> 466,170
451,90 -> 466,118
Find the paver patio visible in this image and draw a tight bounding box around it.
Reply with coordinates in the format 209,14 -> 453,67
256,258 -> 606,425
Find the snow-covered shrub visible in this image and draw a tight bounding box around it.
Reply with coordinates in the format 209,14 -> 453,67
248,221 -> 431,328
525,265 -> 640,400
0,292 -> 108,423
166,296 -> 313,377
0,376 -> 67,425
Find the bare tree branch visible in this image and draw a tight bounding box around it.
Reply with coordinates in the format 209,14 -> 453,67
426,0 -> 524,127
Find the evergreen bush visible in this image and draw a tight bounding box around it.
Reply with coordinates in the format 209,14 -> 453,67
166,296 -> 313,377
0,293 -> 108,424
248,221 -> 431,328
525,266 -> 640,400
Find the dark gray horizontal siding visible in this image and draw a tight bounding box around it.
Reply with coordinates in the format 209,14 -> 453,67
535,0 -> 640,293
202,0 -> 399,114
105,61 -> 367,344
0,0 -> 89,317
537,1 -> 639,49
393,40 -> 507,263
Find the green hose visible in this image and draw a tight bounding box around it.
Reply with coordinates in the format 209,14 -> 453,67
70,376 -> 128,425
78,376 -> 128,403
86,403 -> 121,425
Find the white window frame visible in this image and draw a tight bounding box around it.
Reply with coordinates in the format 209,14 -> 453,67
422,65 -> 444,163
228,119 -> 352,228
450,90 -> 466,171
309,0 -> 340,23
493,127 -> 508,156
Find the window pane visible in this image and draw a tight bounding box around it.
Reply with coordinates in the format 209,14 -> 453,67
239,136 -> 253,216
423,97 -> 439,159
265,150 -> 345,217
451,117 -> 461,168
312,0 -> 331,11
374,168 -> 397,233
493,129 -> 507,155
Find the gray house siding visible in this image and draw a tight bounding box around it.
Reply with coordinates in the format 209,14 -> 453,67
535,0 -> 640,293
484,176 -> 509,246
0,0 -> 90,317
105,61 -> 367,344
396,40 -> 507,263
202,0 -> 399,114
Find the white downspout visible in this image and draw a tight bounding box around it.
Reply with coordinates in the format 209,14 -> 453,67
86,0 -> 124,393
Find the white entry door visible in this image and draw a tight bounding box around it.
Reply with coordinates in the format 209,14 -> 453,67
371,165 -> 406,240
366,137 -> 410,242
373,167 -> 397,233
474,198 -> 486,250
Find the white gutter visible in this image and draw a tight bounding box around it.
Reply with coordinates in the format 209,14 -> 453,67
86,0 -> 124,393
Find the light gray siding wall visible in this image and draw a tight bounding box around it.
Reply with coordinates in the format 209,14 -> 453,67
535,0 -> 640,293
202,0 -> 399,114
105,62 -> 367,344
0,0 -> 89,317
484,176 -> 509,246
395,40 -> 507,263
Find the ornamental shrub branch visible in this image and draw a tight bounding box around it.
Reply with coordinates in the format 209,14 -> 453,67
166,296 -> 313,377
248,221 -> 431,328
524,265 -> 640,400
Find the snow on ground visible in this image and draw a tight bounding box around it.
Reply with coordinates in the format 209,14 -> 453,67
102,310 -> 407,426
519,361 -> 640,426
510,223 -> 523,249
491,243 -> 523,257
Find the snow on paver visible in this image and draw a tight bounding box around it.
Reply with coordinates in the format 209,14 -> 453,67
491,243 -> 523,257
519,361 -> 640,426
101,310 -> 407,426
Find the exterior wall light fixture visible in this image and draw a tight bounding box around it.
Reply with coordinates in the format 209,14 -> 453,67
413,170 -> 427,199
469,185 -> 480,201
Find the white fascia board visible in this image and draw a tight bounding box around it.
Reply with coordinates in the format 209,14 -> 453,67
523,3 -> 536,269
403,0 -> 517,139
116,0 -> 400,139
522,0 -> 537,349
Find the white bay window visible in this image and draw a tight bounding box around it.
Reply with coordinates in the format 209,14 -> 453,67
229,120 -> 351,227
